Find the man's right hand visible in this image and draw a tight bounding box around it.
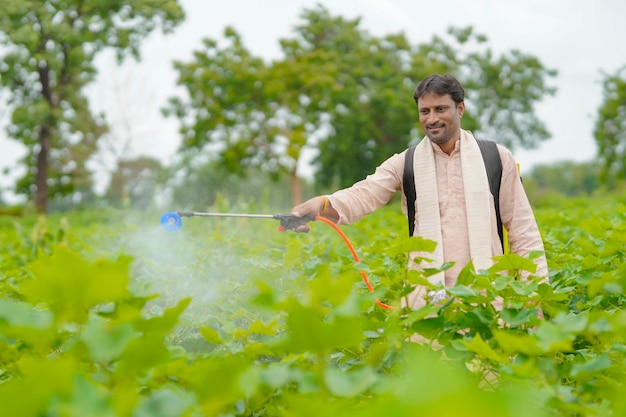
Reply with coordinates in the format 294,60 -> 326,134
291,196 -> 338,232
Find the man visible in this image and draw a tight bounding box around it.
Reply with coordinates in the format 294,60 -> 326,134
291,74 -> 548,309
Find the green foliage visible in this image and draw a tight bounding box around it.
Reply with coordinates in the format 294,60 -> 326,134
164,29 -> 273,168
1,193 -> 626,415
285,6 -> 419,189
457,26 -> 558,150
104,156 -> 165,209
167,6 -> 556,193
166,160 -> 311,210
525,160 -> 601,200
163,25 -> 314,203
0,0 -> 185,212
594,65 -> 626,184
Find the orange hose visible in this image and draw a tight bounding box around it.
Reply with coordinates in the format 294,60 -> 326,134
314,216 -> 393,310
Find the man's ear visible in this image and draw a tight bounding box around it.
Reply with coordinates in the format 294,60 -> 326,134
457,101 -> 465,118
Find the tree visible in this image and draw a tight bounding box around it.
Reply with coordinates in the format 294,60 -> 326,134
91,63 -> 162,209
165,27 -> 316,206
594,65 -> 626,184
166,160 -> 301,210
270,8 -> 557,190
279,6 -> 419,190
0,0 -> 184,213
165,7 -> 418,202
311,23 -> 557,188
166,5 -> 556,199
105,156 -> 164,209
454,27 -> 557,151
527,161 -> 600,197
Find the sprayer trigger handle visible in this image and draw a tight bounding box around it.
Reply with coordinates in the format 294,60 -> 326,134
273,214 -> 316,231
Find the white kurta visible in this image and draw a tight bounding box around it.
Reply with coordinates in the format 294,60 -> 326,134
326,131 -> 548,308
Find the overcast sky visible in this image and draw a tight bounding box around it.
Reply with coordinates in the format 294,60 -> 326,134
2,0 -> 626,201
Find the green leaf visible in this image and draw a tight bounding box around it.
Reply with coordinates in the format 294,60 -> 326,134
283,238 -> 304,270
462,334 -> 506,363
411,315 -> 445,340
249,319 -> 279,336
447,285 -> 477,298
405,303 -> 440,322
570,355 -> 611,378
535,321 -> 575,353
48,375 -> 117,417
580,254 -> 599,269
261,363 -> 293,389
281,304 -> 363,353
493,275 -> 514,291
134,298 -> 191,335
388,236 -> 437,256
21,248 -> 131,323
324,366 -> 378,397
0,299 -> 52,329
183,356 -> 250,414
199,326 -> 224,345
500,308 -> 538,327
510,280 -> 538,296
133,386 -> 196,417
80,314 -> 137,363
115,332 -> 170,379
489,254 -> 537,274
456,262 -> 477,286
308,267 -> 355,306
469,307 -> 495,325
0,356 -> 77,416
552,312 -> 588,333
116,298 -> 191,377
405,270 -> 436,289
493,331 -> 544,356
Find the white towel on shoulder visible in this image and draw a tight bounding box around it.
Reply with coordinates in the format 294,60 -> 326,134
411,129 -> 493,287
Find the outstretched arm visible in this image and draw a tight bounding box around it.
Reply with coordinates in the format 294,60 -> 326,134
291,196 -> 340,233
498,146 -> 549,279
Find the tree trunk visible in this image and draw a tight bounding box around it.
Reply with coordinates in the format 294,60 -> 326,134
36,63 -> 54,214
119,160 -> 129,208
35,125 -> 51,213
291,170 -> 302,207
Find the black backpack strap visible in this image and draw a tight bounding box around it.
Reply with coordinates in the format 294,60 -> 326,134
476,139 -> 503,250
403,145 -> 417,236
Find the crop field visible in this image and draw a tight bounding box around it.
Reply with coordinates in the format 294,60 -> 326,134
1,194 -> 625,417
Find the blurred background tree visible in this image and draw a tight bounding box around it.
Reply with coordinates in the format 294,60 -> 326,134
523,161 -> 602,204
0,0 -> 184,213
104,157 -> 165,210
594,65 -> 626,185
1,2 -> 623,211
166,5 -> 557,200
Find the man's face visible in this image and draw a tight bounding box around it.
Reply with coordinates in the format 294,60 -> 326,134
417,93 -> 465,147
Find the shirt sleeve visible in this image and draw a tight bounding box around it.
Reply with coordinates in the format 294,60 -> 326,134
497,145 -> 549,279
327,151 -> 405,224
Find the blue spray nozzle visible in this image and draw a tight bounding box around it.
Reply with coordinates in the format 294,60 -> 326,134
160,212 -> 183,232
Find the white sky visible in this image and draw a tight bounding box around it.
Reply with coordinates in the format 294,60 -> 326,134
2,0 -> 626,201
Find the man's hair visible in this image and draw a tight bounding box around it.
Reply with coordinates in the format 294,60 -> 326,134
413,74 -> 465,105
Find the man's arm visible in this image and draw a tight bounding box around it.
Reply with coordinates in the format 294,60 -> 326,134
498,146 -> 549,279
291,151 -> 406,228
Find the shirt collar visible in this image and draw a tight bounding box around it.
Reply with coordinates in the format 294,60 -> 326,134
431,139 -> 461,156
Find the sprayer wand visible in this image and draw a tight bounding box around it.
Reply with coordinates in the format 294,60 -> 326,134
160,211 -> 393,309
163,211 -> 316,232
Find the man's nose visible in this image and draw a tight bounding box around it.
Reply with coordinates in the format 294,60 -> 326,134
426,112 -> 439,125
